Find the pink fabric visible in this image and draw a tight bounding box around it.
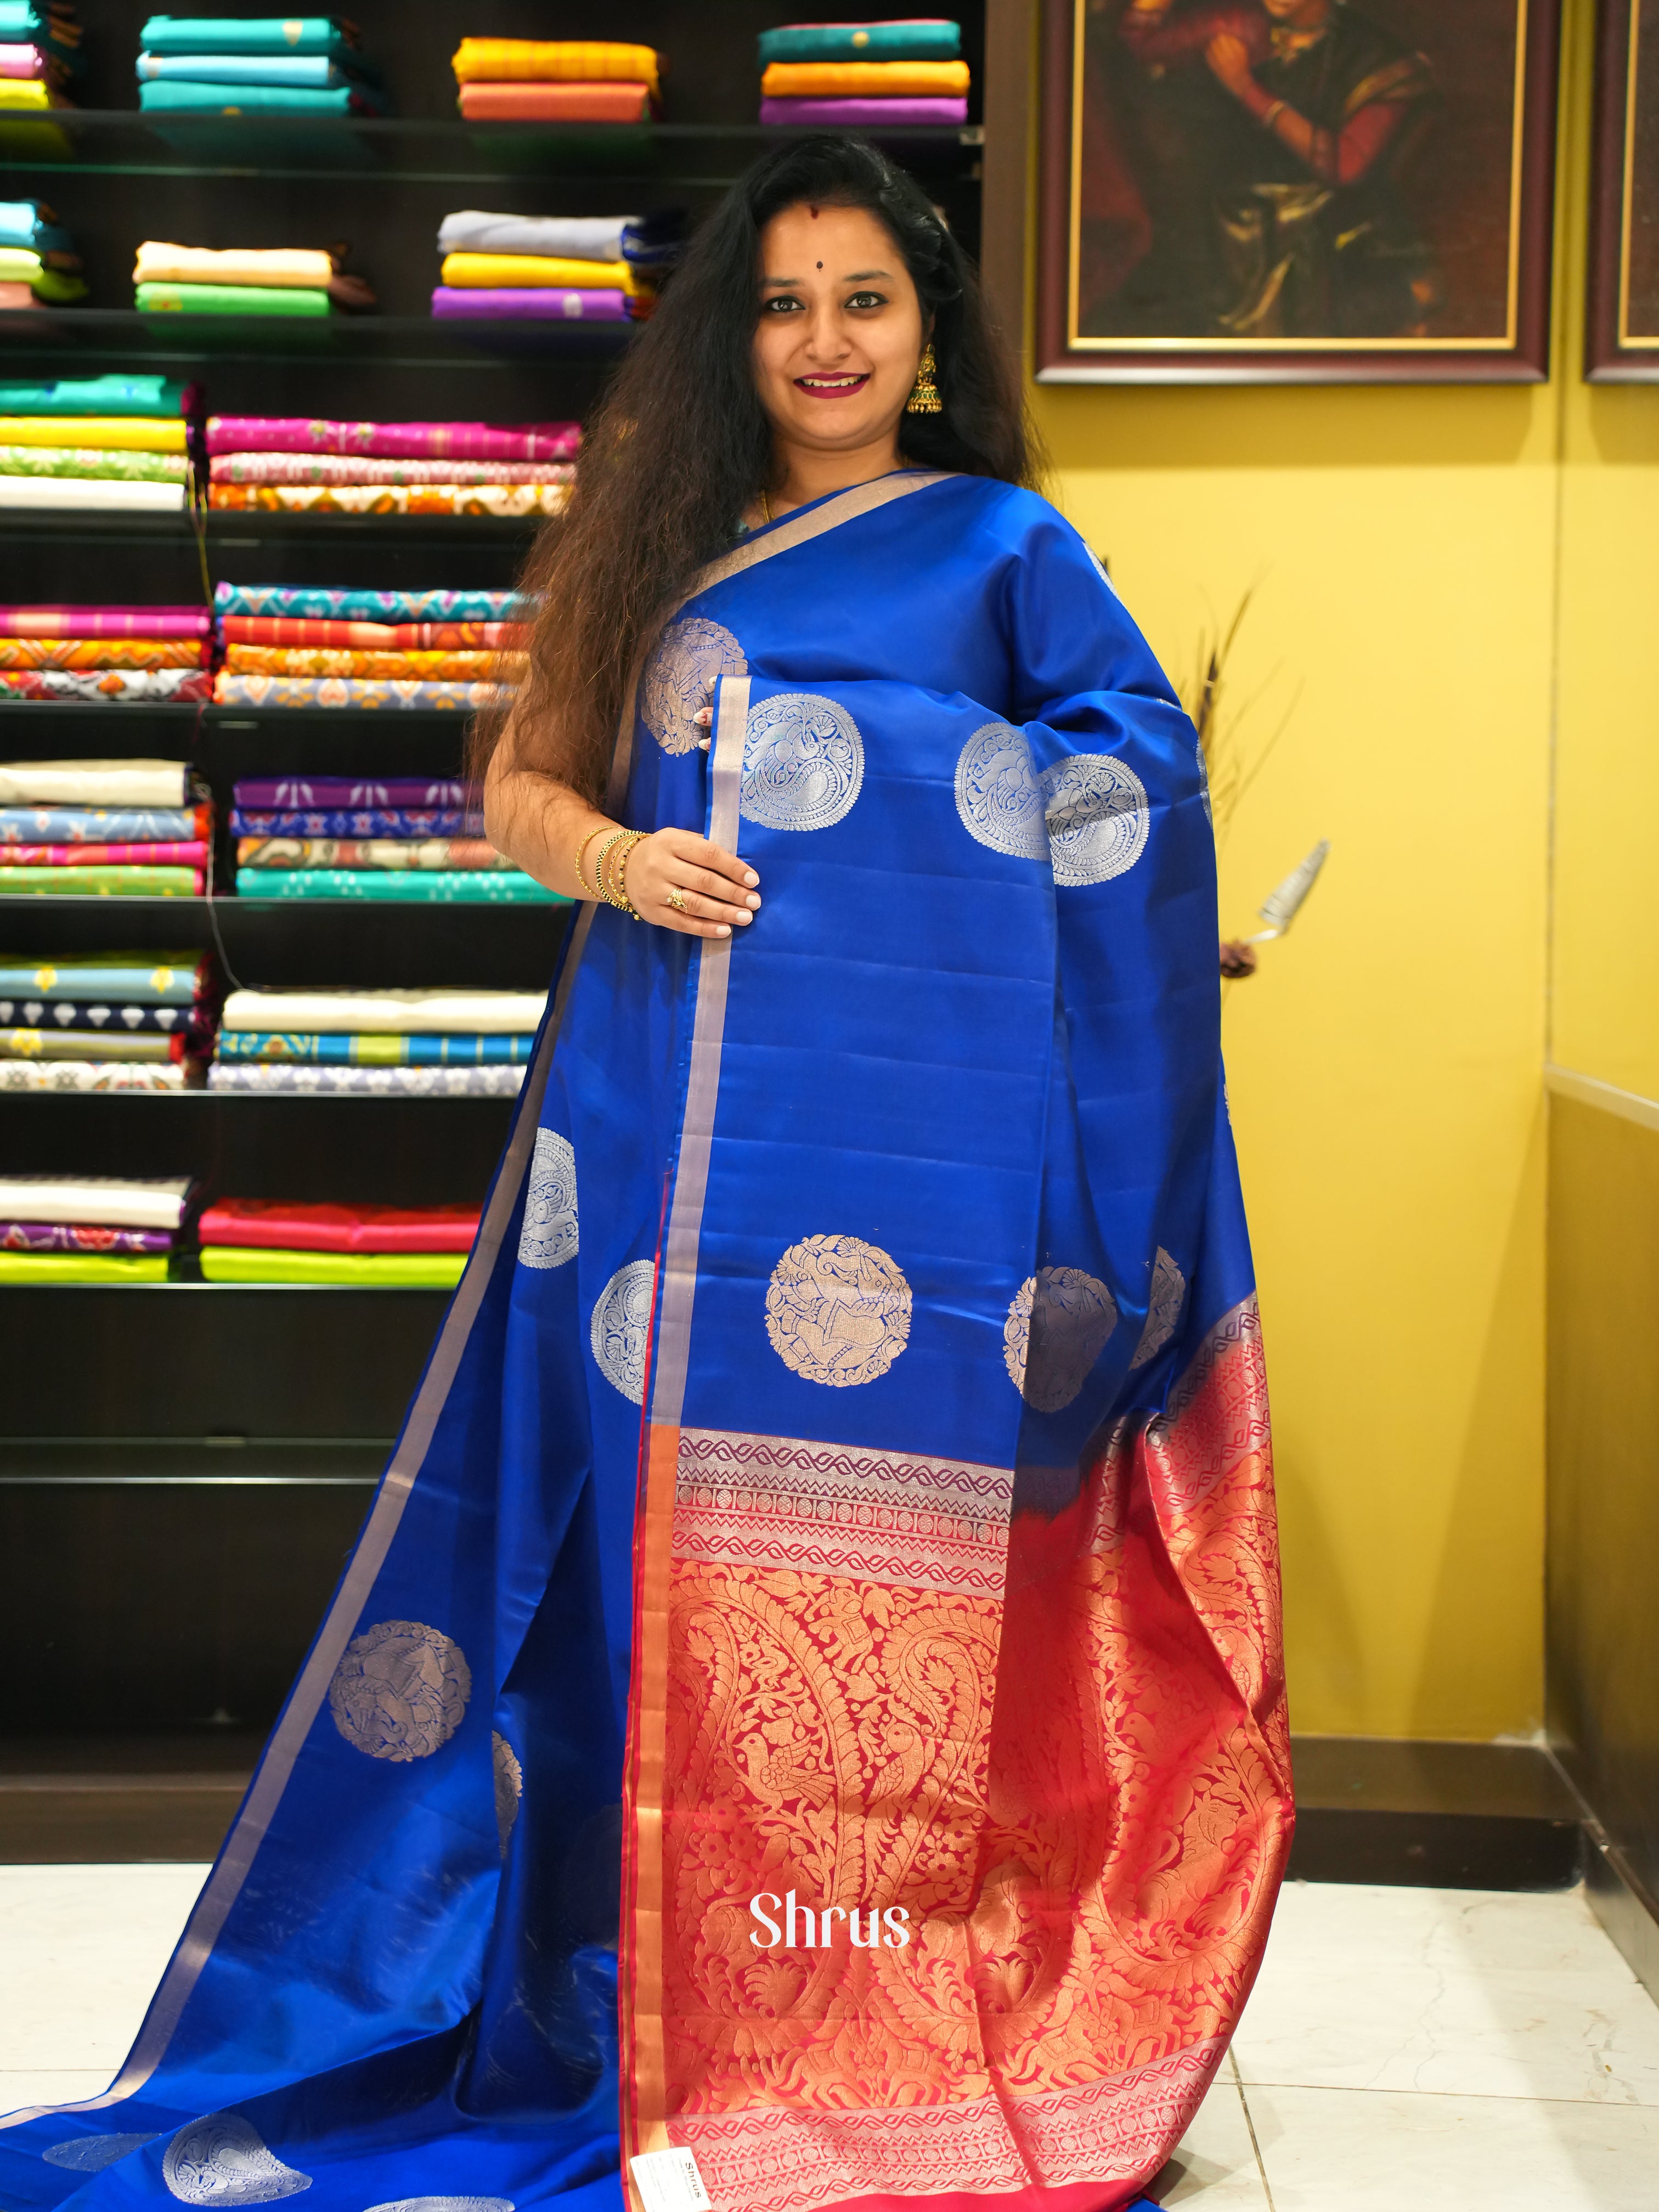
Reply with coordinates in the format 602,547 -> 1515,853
0,607 -> 213,637
198,1199 -> 482,1253
205,417 -> 581,461
0,840 -> 208,867
759,94 -> 969,125
0,44 -> 48,78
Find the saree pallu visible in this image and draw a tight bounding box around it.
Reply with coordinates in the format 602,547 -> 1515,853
226,648 -> 515,681
217,1030 -> 533,1064
215,582 -> 526,622
0,1025 -> 180,1060
0,1058 -> 185,1091
200,1247 -> 468,1288
0,637 -> 202,670
210,482 -> 569,516
0,444 -> 187,481
234,865 -> 558,902
210,455 -> 572,488
198,1199 -> 481,1252
214,674 -> 507,712
1,1220 -> 173,1254
0,864 -> 203,894
206,1059 -> 525,1094
205,419 -> 579,462
0,839 -> 207,866
0,479 -> 188,512
231,807 -> 482,838
0,665 -> 208,699
0,1249 -> 169,1279
0,473 -> 1286,2212
0,605 -> 211,636
235,836 -> 511,868
0,953 -> 203,1003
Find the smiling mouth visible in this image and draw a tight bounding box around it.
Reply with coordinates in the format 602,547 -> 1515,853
795,373 -> 870,396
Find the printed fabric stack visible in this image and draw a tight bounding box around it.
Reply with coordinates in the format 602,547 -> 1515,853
210,985 -> 545,1096
0,1 -> 81,113
0,197 -> 86,309
136,14 -> 387,115
451,38 -> 662,125
0,607 -> 211,703
0,373 -> 190,512
213,583 -> 529,708
233,773 -> 560,905
0,950 -> 215,1094
0,1172 -> 190,1281
759,19 -> 969,127
205,415 -> 575,518
134,241 -> 374,318
433,208 -> 681,329
0,760 -> 210,894
196,1198 -> 478,1285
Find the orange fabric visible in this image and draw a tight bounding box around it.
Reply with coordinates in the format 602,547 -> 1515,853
224,646 -> 522,681
450,38 -> 662,91
0,636 -> 203,670
760,60 -> 970,97
457,81 -> 654,122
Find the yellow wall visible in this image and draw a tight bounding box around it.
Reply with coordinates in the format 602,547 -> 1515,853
1017,6 -> 1642,1739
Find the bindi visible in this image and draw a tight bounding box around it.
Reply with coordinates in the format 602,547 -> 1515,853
809,206 -> 819,218
816,261 -> 823,270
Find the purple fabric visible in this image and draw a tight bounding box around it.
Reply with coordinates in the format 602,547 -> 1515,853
758,95 -> 969,125
1,1221 -> 174,1255
233,777 -> 475,809
430,287 -> 634,322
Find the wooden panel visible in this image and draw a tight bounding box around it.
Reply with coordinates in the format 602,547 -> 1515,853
980,0 -> 1035,342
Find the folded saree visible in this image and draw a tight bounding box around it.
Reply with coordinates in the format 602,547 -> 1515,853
760,57 -> 970,93
137,281 -> 331,316
0,760 -> 189,805
2,1220 -> 173,1253
760,94 -> 969,124
137,55 -> 379,88
139,16 -> 359,57
0,1171 -> 190,1227
138,81 -> 382,112
201,1246 -> 467,1286
235,866 -> 557,902
0,414 -> 185,449
216,1029 -> 531,1063
231,807 -> 481,838
0,952 -> 203,1003
199,1198 -> 479,1252
451,38 -> 661,90
216,583 -> 528,620
0,1025 -> 177,1059
225,648 -> 509,681
438,252 -> 635,291
0,665 -> 208,698
0,996 -> 205,1033
0,201 -> 74,251
430,287 -> 633,321
206,419 -> 577,461
0,1057 -> 185,1091
134,241 -> 335,287
0,444 -> 187,481
0,864 -> 202,894
0,605 -> 210,636
207,1059 -> 524,1094
0,839 -> 206,866
224,618 -> 523,648
0,478 -> 188,511
209,482 -> 569,516
221,983 -> 543,1032
0,252 -> 85,302
457,83 -> 654,122
0,79 -> 66,106
0,803 -> 207,840
213,674 -> 505,710
0,374 -> 183,415
437,212 -> 637,259
210,454 -> 571,487
758,21 -> 964,61
236,834 -> 509,867
0,637 -> 201,669
233,775 -> 474,808
0,1248 -> 168,1279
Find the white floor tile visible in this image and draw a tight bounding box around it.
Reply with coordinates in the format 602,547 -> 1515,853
0,1865 -> 208,2070
1153,2061 -> 1269,2207
0,2073 -> 115,2116
1234,1880 -> 1659,2107
1244,2082 -> 1659,2212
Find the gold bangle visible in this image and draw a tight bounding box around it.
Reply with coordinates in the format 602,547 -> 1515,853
597,828 -> 645,918
591,829 -> 630,907
614,832 -> 647,919
574,824 -> 610,896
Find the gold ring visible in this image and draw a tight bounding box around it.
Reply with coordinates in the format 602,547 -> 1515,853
665,885 -> 686,913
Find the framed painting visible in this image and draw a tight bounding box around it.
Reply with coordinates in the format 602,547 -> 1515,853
1036,0 -> 1561,381
1588,0 -> 1659,377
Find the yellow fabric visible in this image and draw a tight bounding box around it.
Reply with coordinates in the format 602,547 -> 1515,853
438,252 -> 636,292
0,81 -> 59,110
0,417 -> 187,452
133,242 -> 334,289
760,60 -> 970,96
450,38 -> 661,92
0,1252 -> 167,1282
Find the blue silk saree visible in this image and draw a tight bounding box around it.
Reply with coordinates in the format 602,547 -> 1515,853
0,472 -> 1291,2212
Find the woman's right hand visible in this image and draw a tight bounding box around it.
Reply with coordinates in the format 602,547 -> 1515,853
623,827 -> 761,939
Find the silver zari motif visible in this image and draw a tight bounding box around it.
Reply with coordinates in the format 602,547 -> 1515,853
326,1621 -> 472,1762
162,2115 -> 311,2205
954,723 -> 1047,860
739,692 -> 864,833
641,616 -> 747,757
517,1126 -> 578,1269
1040,754 -> 1150,885
1004,1266 -> 1119,1412
591,1258 -> 655,1404
765,1234 -> 912,1387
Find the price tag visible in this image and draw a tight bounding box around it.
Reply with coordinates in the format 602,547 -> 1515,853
629,2147 -> 712,2212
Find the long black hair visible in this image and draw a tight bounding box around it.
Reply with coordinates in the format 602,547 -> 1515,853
477,134 -> 1042,800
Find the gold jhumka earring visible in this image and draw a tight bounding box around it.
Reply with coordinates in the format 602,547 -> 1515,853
905,343 -> 942,414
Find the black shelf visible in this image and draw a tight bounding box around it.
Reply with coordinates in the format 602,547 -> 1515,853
0,307 -> 637,365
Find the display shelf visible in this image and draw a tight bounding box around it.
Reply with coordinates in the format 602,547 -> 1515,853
0,308 -> 635,364
0,1436 -> 387,1482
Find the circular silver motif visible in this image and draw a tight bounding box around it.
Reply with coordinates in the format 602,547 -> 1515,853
328,1621 -> 472,1763
591,1259 -> 655,1404
493,1730 -> 523,1855
1130,1248 -> 1186,1370
518,1127 -> 578,1270
1039,755 -> 1150,886
641,616 -> 746,757
364,2199 -> 512,2212
46,2135 -> 160,2172
1004,1267 -> 1119,1413
955,723 -> 1047,861
740,691 -> 864,833
163,2116 -> 311,2205
766,1235 -> 911,1388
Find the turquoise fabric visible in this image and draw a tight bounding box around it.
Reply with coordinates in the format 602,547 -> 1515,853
758,19 -> 962,63
138,15 -> 357,58
138,80 -> 376,114
0,375 -> 183,416
137,53 -> 380,87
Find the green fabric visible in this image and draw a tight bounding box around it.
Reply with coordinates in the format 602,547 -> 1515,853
139,80 -> 362,112
0,442 -> 187,481
235,867 -> 565,903
201,1246 -> 466,1287
140,16 -> 357,58
0,376 -> 184,417
137,281 -> 331,317
26,267 -> 88,304
0,867 -> 200,896
0,1251 -> 168,1282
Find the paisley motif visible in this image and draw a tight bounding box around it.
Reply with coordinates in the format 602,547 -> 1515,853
517,1126 -> 577,1269
1039,753 -> 1150,885
642,616 -> 747,757
1130,1246 -> 1186,1369
493,1730 -> 523,1854
1003,1265 -> 1118,1412
953,723 -> 1047,861
363,2200 -> 513,2212
740,691 -> 864,833
765,1234 -> 911,1387
45,2136 -> 160,2173
591,1257 -> 655,1403
326,1620 -> 472,1762
162,2115 -> 311,2205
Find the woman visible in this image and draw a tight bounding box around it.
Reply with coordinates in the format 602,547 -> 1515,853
0,139 -> 1289,2212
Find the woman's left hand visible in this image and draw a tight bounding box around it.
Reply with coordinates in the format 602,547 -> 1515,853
1205,31 -> 1257,96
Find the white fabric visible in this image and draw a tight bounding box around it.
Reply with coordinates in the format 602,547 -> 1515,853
0,1173 -> 191,1227
0,759 -> 190,805
220,986 -> 547,1035
0,476 -> 186,510
435,210 -> 636,261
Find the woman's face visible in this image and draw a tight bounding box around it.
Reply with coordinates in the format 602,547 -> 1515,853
753,201 -> 927,461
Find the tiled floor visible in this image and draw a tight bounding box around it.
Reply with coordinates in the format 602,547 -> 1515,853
2,1870 -> 1658,2206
